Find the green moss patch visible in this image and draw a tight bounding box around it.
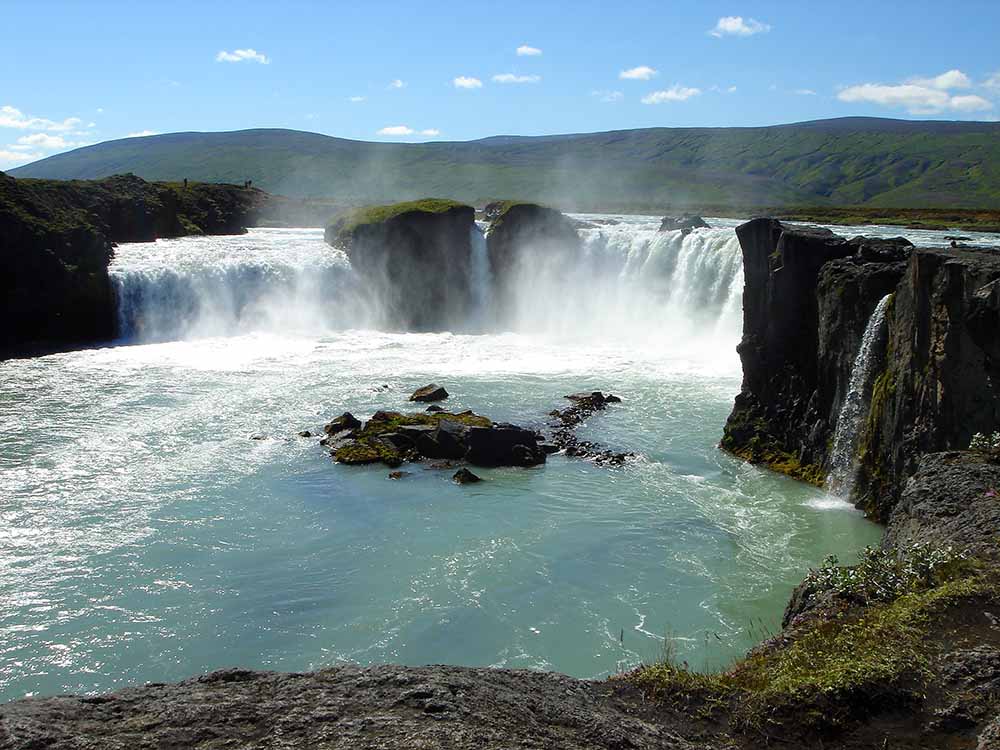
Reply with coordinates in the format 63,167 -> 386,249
332,199 -> 470,235
628,565 -> 995,734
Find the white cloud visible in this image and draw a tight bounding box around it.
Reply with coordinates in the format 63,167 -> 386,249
0,105 -> 82,132
710,16 -> 771,37
641,85 -> 701,104
591,89 -> 624,103
516,45 -> 542,56
96,107 -> 104,113
985,72 -> 1000,91
348,96 -> 366,103
389,79 -> 406,89
710,85 -> 738,94
126,130 -> 159,138
620,66 -> 657,81
0,148 -> 42,167
377,125 -> 415,136
492,73 -> 541,84
215,48 -> 269,64
420,128 -> 441,136
15,133 -> 75,149
794,89 -> 817,96
838,71 -> 994,115
453,76 -> 483,89
728,85 -> 738,93
908,69 -> 971,90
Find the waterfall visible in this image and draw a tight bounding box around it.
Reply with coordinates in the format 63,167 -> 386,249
469,222 -> 493,329
827,293 -> 893,495
108,220 -> 745,351
110,228 -> 361,342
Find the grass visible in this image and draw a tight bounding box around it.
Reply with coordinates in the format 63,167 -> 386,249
325,198 -> 471,235
628,560 -> 993,734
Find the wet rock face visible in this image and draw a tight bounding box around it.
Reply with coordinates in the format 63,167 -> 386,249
326,203 -> 476,331
409,384 -> 449,403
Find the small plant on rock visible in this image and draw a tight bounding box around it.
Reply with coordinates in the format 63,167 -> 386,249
805,543 -> 970,605
969,431 -> 1000,452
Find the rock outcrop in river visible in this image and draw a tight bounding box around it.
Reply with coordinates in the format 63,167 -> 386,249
0,172 -> 266,357
325,199 -> 477,330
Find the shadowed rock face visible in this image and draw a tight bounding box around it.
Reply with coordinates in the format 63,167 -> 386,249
0,172 -> 266,357
855,246 -> 1000,518
720,218 -> 910,487
722,216 -> 999,521
326,203 -> 476,331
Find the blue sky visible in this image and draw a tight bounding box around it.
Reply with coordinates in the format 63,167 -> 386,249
2,0 -> 999,169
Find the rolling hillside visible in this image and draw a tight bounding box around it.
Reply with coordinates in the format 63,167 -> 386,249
11,118 -> 1000,209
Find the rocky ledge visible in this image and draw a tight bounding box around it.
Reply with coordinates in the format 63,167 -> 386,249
0,171 -> 267,357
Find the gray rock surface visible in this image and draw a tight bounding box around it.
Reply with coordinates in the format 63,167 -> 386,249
0,665 -> 708,750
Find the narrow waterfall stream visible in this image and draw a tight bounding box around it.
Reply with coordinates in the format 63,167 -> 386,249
827,293 -> 894,495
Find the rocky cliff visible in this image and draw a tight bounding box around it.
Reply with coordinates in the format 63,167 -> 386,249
720,218 -> 913,489
0,172 -> 265,357
325,199 -> 477,331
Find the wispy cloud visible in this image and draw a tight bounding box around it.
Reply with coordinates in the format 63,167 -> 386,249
348,96 -> 366,103
492,73 -> 541,84
709,16 -> 771,37
838,69 -> 992,114
710,85 -> 738,94
641,85 -> 701,104
388,79 -> 406,89
15,133 -> 79,149
591,89 -> 624,103
0,148 -> 42,167
215,48 -> 270,64
453,76 -> 483,89
0,105 -> 82,132
984,72 -> 1000,91
125,130 -> 159,138
620,66 -> 657,81
420,128 -> 441,136
516,45 -> 542,56
794,89 -> 817,96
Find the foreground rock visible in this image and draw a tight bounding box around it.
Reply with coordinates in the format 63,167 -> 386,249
0,172 -> 266,358
659,215 -> 708,234
324,199 -> 476,330
0,665 -> 703,750
323,409 -> 546,469
409,383 -> 449,402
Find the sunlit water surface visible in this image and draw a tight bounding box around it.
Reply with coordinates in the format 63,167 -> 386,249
0,218 -> 923,699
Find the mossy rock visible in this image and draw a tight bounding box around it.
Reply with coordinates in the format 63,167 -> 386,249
328,198 -> 470,237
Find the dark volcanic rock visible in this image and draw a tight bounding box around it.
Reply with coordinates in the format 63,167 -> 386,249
465,425 -> 546,467
325,200 -> 476,331
453,468 -> 482,484
721,219 -> 911,490
548,391 -> 632,466
323,412 -> 362,435
409,384 -> 449,402
659,215 -> 709,234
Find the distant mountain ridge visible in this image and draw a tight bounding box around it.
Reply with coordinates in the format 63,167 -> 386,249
11,117 -> 1000,209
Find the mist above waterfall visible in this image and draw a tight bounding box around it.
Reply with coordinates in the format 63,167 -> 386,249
110,216 -> 745,360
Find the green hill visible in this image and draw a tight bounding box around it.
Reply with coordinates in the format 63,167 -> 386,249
11,117 -> 1000,210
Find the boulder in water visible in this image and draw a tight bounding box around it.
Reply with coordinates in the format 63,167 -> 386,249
659,215 -> 709,234
453,468 -> 482,484
465,424 -> 546,467
324,412 -> 362,435
409,384 -> 449,403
